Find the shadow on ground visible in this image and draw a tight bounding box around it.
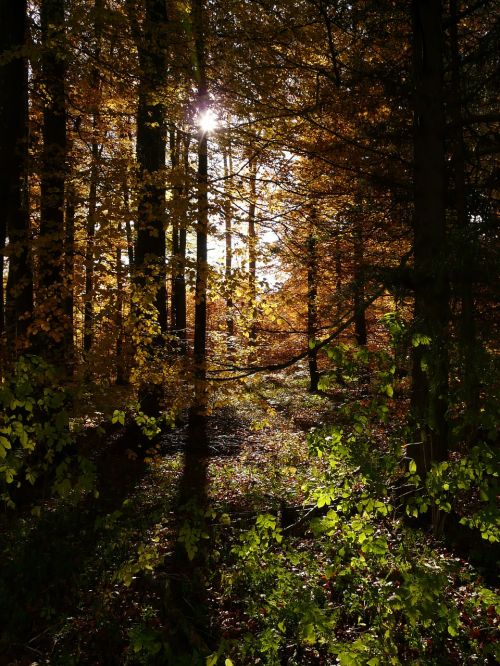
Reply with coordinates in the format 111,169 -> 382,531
160,407 -> 245,665
0,408 -> 246,665
0,425 -> 148,665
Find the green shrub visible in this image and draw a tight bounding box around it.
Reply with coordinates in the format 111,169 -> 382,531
0,355 -> 95,508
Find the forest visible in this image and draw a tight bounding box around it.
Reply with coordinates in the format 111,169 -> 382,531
0,0 -> 499,663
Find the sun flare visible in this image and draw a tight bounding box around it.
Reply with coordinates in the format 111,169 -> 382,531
197,108 -> 218,133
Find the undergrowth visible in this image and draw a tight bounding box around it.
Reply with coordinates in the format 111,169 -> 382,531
0,345 -> 498,665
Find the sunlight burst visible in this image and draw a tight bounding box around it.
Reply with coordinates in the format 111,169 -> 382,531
197,108 -> 218,133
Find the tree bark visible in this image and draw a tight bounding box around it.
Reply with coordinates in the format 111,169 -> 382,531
123,178 -> 134,271
353,214 -> 367,346
449,0 -> 478,434
247,155 -> 258,348
83,135 -> 99,359
307,208 -> 320,392
38,0 -> 67,367
223,144 -> 235,351
116,220 -> 127,384
411,0 -> 449,475
64,179 -> 75,371
192,0 -> 209,421
170,127 -> 189,353
1,0 -> 33,353
129,0 -> 169,415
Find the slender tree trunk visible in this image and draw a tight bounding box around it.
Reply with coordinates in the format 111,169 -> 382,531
84,136 -> 99,359
307,208 -> 320,392
38,0 -> 67,366
129,0 -> 168,415
83,0 -> 104,368
247,155 -> 258,348
411,0 -> 449,476
1,0 -> 33,354
335,228 -> 342,309
0,221 -> 4,361
116,220 -> 126,384
64,180 -> 76,371
335,227 -> 344,385
192,0 -> 209,420
223,145 -> 235,350
449,0 -> 478,433
170,127 -> 179,331
123,178 -> 134,270
353,217 -> 367,346
170,127 -> 188,352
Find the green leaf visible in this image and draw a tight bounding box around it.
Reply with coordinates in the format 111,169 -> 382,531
112,410 -> 126,426
409,459 -> 417,474
339,652 -> 360,666
412,333 -> 431,347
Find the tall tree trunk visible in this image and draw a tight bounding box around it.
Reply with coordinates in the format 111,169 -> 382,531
449,0 -> 478,434
129,0 -> 168,415
353,217 -> 367,346
116,220 -> 126,384
123,178 -> 134,270
83,0 -> 104,368
411,0 -> 449,476
192,0 -> 209,421
83,135 -> 99,359
335,227 -> 342,312
1,0 -> 33,354
170,127 -> 189,353
307,208 -> 319,393
223,144 -> 235,350
38,0 -> 67,367
64,179 -> 76,371
247,155 -> 258,348
0,217 -> 4,365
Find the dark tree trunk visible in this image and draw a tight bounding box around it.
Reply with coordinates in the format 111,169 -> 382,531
223,145 -> 235,350
307,209 -> 320,393
123,178 -> 134,271
83,135 -> 99,359
411,0 -> 449,475
449,0 -> 478,434
1,0 -> 33,353
129,0 -> 168,415
84,0 -> 104,367
353,217 -> 367,346
134,2 -> 168,328
170,127 -> 189,353
64,180 -> 75,371
247,155 -> 258,348
116,220 -> 127,385
335,228 -> 342,310
38,0 -> 67,366
192,0 -> 209,421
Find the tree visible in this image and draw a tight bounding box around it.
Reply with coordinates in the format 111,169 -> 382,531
410,0 -> 449,474
307,206 -> 320,392
170,126 -> 190,353
83,0 -> 105,369
37,0 -> 69,368
192,0 -> 210,421
127,0 -> 169,414
0,0 -> 33,357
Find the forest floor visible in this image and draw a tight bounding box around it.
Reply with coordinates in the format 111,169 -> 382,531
0,367 -> 498,665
